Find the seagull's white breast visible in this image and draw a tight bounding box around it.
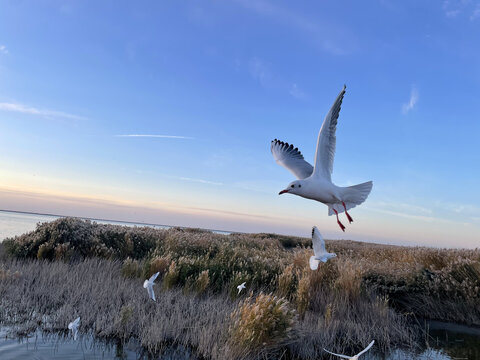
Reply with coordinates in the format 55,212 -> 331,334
297,177 -> 339,204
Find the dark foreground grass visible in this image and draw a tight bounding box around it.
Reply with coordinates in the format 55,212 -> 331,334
1,218 -> 479,359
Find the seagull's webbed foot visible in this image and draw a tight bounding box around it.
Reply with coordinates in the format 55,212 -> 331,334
333,209 -> 346,232
342,202 -> 353,224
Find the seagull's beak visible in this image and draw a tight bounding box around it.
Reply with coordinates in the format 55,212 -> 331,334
279,189 -> 289,195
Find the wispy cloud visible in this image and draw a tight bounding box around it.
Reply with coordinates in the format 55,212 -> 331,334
402,87 -> 419,114
366,206 -> 438,222
0,102 -> 86,120
370,201 -> 433,215
179,177 -> 223,186
289,83 -> 306,99
434,200 -> 480,216
442,0 -> 477,18
471,3 -> 480,20
0,45 -> 8,55
115,134 -> 194,139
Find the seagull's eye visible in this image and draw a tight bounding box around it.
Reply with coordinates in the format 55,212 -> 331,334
291,185 -> 294,188
298,184 -> 301,188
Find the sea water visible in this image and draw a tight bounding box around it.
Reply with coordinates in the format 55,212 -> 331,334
0,210 -> 229,242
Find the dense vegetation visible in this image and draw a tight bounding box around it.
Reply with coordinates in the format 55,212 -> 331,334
1,217 -> 480,359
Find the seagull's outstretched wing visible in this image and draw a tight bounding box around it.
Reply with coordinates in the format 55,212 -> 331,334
149,272 -> 160,283
312,85 -> 346,181
147,284 -> 156,302
323,348 -> 351,359
355,340 -> 375,357
311,226 -> 326,257
271,139 -> 313,180
68,317 -> 80,329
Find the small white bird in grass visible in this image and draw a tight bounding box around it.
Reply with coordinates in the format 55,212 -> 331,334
237,282 -> 246,294
272,85 -> 373,232
309,226 -> 336,270
143,272 -> 160,301
68,317 -> 80,341
324,340 -> 375,360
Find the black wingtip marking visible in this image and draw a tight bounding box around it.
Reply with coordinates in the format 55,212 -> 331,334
271,139 -> 306,160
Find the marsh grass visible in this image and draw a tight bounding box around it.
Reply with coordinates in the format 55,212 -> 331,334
228,292 -> 296,358
0,242 -> 5,261
2,218 -> 480,358
0,259 -> 233,359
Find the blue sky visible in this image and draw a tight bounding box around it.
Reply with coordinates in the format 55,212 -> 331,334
1,1 -> 479,248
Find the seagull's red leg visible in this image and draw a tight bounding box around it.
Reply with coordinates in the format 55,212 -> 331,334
333,209 -> 345,232
342,202 -> 353,224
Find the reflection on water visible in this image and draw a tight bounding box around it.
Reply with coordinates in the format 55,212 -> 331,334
2,322 -> 480,360
0,327 -> 196,360
426,322 -> 480,360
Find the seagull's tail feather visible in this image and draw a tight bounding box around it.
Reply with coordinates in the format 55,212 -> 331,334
329,181 -> 373,215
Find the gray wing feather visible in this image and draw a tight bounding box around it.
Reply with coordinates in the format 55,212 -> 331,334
323,348 -> 352,359
149,272 -> 160,283
356,340 -> 375,357
271,139 -> 313,180
312,226 -> 326,256
147,284 -> 156,301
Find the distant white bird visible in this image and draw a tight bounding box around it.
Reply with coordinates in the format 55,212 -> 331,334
309,226 -> 337,270
272,85 -> 373,232
68,317 -> 80,341
324,340 -> 375,360
143,272 -> 160,301
237,282 -> 246,294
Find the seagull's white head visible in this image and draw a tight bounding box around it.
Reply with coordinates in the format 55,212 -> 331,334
279,180 -> 305,196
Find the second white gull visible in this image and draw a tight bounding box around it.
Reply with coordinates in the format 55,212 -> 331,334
309,226 -> 336,270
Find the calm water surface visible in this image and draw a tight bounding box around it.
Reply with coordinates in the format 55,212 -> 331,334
0,327 -> 195,360
1,324 -> 479,360
0,210 -> 229,241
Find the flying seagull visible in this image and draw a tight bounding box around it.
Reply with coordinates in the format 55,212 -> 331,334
143,272 -> 160,301
309,226 -> 336,270
271,85 -> 373,231
324,340 -> 375,359
237,282 -> 246,294
68,317 -> 80,341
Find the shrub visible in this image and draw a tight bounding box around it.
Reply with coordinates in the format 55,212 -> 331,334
296,272 -> 310,319
121,258 -> 141,278
163,262 -> 179,289
228,292 -> 296,355
37,243 -> 54,260
277,264 -> 295,299
4,217 -> 158,260
149,256 -> 171,276
195,270 -> 210,294
0,242 -> 6,261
